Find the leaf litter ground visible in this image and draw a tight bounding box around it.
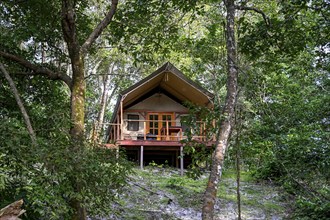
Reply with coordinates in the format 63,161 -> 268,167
89,167 -> 291,220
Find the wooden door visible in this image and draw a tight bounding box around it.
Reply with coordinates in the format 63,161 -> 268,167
147,113 -> 175,140
148,114 -> 159,136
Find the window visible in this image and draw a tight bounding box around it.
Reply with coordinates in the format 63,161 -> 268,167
148,114 -> 159,135
162,114 -> 172,128
127,114 -> 139,131
147,113 -> 175,140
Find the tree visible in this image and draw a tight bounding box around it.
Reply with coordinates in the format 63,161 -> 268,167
198,0 -> 277,218
235,0 -> 329,218
202,1 -> 238,219
0,63 -> 36,145
1,1 -> 199,218
1,0 -> 120,218
85,50 -> 143,143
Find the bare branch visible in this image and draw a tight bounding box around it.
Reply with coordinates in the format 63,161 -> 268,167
0,51 -> 72,88
0,62 -> 37,145
81,0 -> 119,55
235,5 -> 270,26
84,73 -> 134,80
0,199 -> 25,219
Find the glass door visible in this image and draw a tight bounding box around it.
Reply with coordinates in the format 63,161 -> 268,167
162,114 -> 173,128
148,114 -> 159,137
147,113 -> 175,140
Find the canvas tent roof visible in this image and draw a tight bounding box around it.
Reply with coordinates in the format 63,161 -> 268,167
111,62 -> 214,122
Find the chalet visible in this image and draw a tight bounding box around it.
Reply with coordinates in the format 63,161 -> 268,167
106,62 -> 214,173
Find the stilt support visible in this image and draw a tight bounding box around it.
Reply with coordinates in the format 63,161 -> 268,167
180,146 -> 184,176
140,145 -> 144,170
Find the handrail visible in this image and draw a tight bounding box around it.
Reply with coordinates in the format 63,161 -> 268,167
107,118 -> 213,142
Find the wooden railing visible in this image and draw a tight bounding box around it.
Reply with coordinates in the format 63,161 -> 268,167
108,119 -> 214,142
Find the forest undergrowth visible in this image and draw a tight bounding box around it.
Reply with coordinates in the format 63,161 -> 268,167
92,166 -> 291,220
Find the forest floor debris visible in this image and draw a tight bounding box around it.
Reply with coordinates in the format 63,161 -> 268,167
91,167 -> 291,220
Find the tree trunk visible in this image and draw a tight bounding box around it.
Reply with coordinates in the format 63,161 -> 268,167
0,63 -> 37,146
69,55 -> 86,143
202,0 -> 238,219
0,0 -> 118,218
92,63 -> 114,144
235,109 -> 242,220
61,0 -> 119,218
61,1 -> 87,218
69,54 -> 87,220
236,140 -> 242,220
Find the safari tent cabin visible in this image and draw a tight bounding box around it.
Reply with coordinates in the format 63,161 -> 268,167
106,62 -> 214,170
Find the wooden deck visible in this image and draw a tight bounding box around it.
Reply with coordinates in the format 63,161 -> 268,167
118,140 -> 182,147
104,139 -> 215,148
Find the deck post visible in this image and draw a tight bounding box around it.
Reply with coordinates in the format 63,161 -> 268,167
180,145 -> 184,176
140,145 -> 144,170
175,150 -> 179,168
115,147 -> 119,166
116,117 -> 120,140
166,121 -> 169,140
144,121 -> 146,140
120,99 -> 124,140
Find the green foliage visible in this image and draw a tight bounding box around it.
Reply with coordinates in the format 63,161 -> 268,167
1,0 -> 329,218
233,2 -> 330,218
166,176 -> 185,187
0,120 -> 132,219
239,0 -> 329,63
181,103 -> 218,179
84,48 -> 147,141
107,1 -> 180,63
0,0 -> 96,60
293,196 -> 330,220
0,72 -> 132,218
238,29 -> 329,219
148,160 -> 167,168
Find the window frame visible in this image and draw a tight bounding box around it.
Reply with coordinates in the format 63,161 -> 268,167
127,114 -> 139,131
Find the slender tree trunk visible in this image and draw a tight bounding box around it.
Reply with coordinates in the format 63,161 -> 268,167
202,0 -> 238,219
93,84 -> 119,142
236,140 -> 241,220
235,109 -> 242,220
92,80 -> 108,143
92,63 -> 115,143
0,63 -> 37,146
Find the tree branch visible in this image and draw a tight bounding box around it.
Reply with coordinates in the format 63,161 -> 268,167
0,62 -> 37,145
235,5 -> 270,26
0,199 -> 25,219
0,51 -> 72,88
80,0 -> 119,55
61,0 -> 80,60
84,73 -> 134,80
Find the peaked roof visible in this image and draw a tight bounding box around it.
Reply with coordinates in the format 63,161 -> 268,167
111,62 -> 214,122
